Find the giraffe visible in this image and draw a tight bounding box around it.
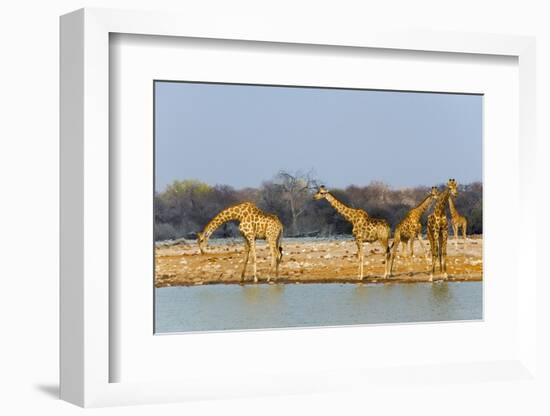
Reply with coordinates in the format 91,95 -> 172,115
448,194 -> 468,249
313,186 -> 391,279
426,179 -> 458,281
196,202 -> 283,284
389,187 -> 438,276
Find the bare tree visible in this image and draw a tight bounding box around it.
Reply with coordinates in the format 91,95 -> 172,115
275,170 -> 320,236
154,176 -> 483,241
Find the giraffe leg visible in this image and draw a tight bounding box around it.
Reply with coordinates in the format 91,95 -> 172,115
267,242 -> 276,283
268,235 -> 282,283
356,240 -> 364,281
427,228 -> 433,281
401,241 -> 408,257
268,230 -> 283,282
441,228 -> 448,279
438,231 -> 443,275
250,239 -> 257,283
452,224 -> 458,250
429,228 -> 439,281
382,238 -> 390,278
389,233 -> 401,277
275,237 -> 282,279
240,239 -> 251,284
409,238 -> 415,258
417,233 -> 429,259
361,241 -> 365,280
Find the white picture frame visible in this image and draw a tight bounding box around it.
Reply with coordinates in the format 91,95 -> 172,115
60,7 -> 537,407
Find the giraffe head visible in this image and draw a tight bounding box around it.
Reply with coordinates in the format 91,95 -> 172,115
313,185 -> 329,200
430,186 -> 439,199
447,178 -> 458,197
196,231 -> 207,254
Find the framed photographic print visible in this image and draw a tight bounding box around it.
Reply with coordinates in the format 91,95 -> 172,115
152,80 -> 483,334
60,8 -> 537,407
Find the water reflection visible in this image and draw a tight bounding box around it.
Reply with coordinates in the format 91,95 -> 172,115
156,282 -> 482,333
241,284 -> 261,305
351,284 -> 370,302
242,283 -> 285,306
431,281 -> 451,303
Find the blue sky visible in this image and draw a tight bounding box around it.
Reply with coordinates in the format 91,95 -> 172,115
155,81 -> 482,191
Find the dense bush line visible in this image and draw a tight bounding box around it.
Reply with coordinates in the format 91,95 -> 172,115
154,173 -> 482,241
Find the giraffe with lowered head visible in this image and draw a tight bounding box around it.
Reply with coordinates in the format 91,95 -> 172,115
427,179 -> 458,281
389,186 -> 438,276
448,194 -> 468,249
197,202 -> 283,284
313,186 -> 391,279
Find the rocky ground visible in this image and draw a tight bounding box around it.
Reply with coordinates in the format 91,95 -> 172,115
155,235 -> 483,287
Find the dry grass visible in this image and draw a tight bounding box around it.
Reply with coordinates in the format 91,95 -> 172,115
155,235 -> 482,287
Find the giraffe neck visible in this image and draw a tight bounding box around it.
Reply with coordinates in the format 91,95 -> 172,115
434,188 -> 451,217
201,206 -> 246,239
448,195 -> 459,217
324,193 -> 358,222
408,194 -> 434,221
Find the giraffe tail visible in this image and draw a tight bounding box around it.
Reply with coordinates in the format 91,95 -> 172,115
277,231 -> 283,258
387,225 -> 395,253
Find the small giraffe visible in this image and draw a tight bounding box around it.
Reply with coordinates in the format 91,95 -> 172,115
448,194 -> 468,249
197,202 -> 283,284
427,179 -> 458,281
389,187 -> 438,276
313,186 -> 391,279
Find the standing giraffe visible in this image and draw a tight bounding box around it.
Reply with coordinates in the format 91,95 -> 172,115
313,186 -> 391,279
427,179 -> 458,281
389,187 -> 438,276
448,195 -> 468,249
197,202 -> 283,284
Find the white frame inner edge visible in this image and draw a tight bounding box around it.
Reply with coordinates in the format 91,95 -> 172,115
111,34 -> 515,383
60,7 -> 537,408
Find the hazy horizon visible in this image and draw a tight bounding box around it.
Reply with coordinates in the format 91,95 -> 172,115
155,82 -> 482,192
155,175 -> 482,194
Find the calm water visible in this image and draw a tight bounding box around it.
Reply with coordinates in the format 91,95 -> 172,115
155,282 -> 482,333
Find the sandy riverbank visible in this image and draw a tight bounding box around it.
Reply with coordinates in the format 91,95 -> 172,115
155,235 -> 482,287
